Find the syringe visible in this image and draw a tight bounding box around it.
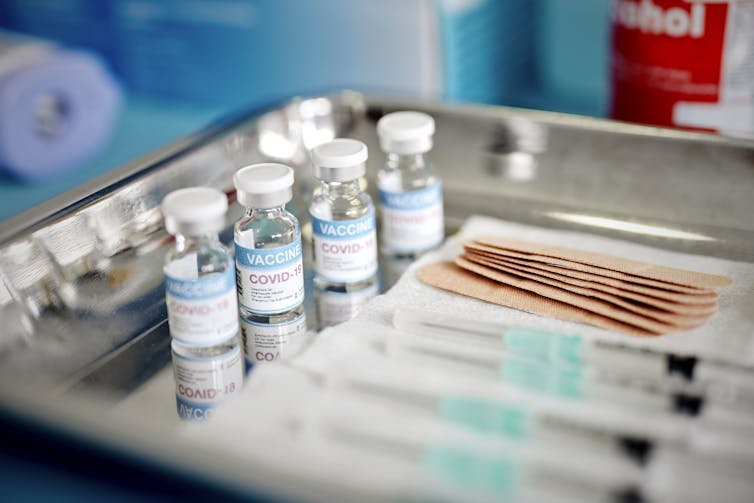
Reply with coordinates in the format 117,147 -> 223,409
251,363 -> 754,503
393,307 -> 754,413
286,341 -> 754,469
385,324 -> 754,447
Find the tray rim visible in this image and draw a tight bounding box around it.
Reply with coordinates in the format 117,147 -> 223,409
2,91 -> 753,247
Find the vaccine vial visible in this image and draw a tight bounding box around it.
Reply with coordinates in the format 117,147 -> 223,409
309,139 -> 378,292
162,187 -> 244,420
234,163 -> 306,364
376,111 -> 443,257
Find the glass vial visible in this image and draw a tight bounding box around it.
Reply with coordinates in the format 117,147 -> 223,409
309,139 -> 378,292
234,163 -> 306,364
162,187 -> 244,420
376,111 -> 443,258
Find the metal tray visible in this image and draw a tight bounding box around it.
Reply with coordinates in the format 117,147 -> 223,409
1,92 -> 753,501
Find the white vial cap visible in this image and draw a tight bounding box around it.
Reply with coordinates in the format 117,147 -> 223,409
377,111 -> 435,155
234,163 -> 294,208
162,187 -> 228,236
311,139 -> 367,182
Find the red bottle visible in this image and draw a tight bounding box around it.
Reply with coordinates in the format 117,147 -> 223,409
610,0 -> 754,137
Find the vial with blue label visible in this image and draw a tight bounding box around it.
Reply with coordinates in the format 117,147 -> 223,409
309,139 -> 378,292
162,187 -> 244,420
233,163 -> 307,364
377,111 -> 443,257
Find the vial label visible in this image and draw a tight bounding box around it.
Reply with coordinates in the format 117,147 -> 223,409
241,314 -> 309,363
311,209 -> 377,283
173,345 -> 244,421
165,264 -> 238,345
235,237 -> 304,314
378,183 -> 443,253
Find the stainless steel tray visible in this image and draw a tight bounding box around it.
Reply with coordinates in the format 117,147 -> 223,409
1,92 -> 753,501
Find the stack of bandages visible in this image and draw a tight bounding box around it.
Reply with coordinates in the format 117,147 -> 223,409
418,237 -> 732,336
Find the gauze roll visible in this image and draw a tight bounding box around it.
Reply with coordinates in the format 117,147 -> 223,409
0,31 -> 122,181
